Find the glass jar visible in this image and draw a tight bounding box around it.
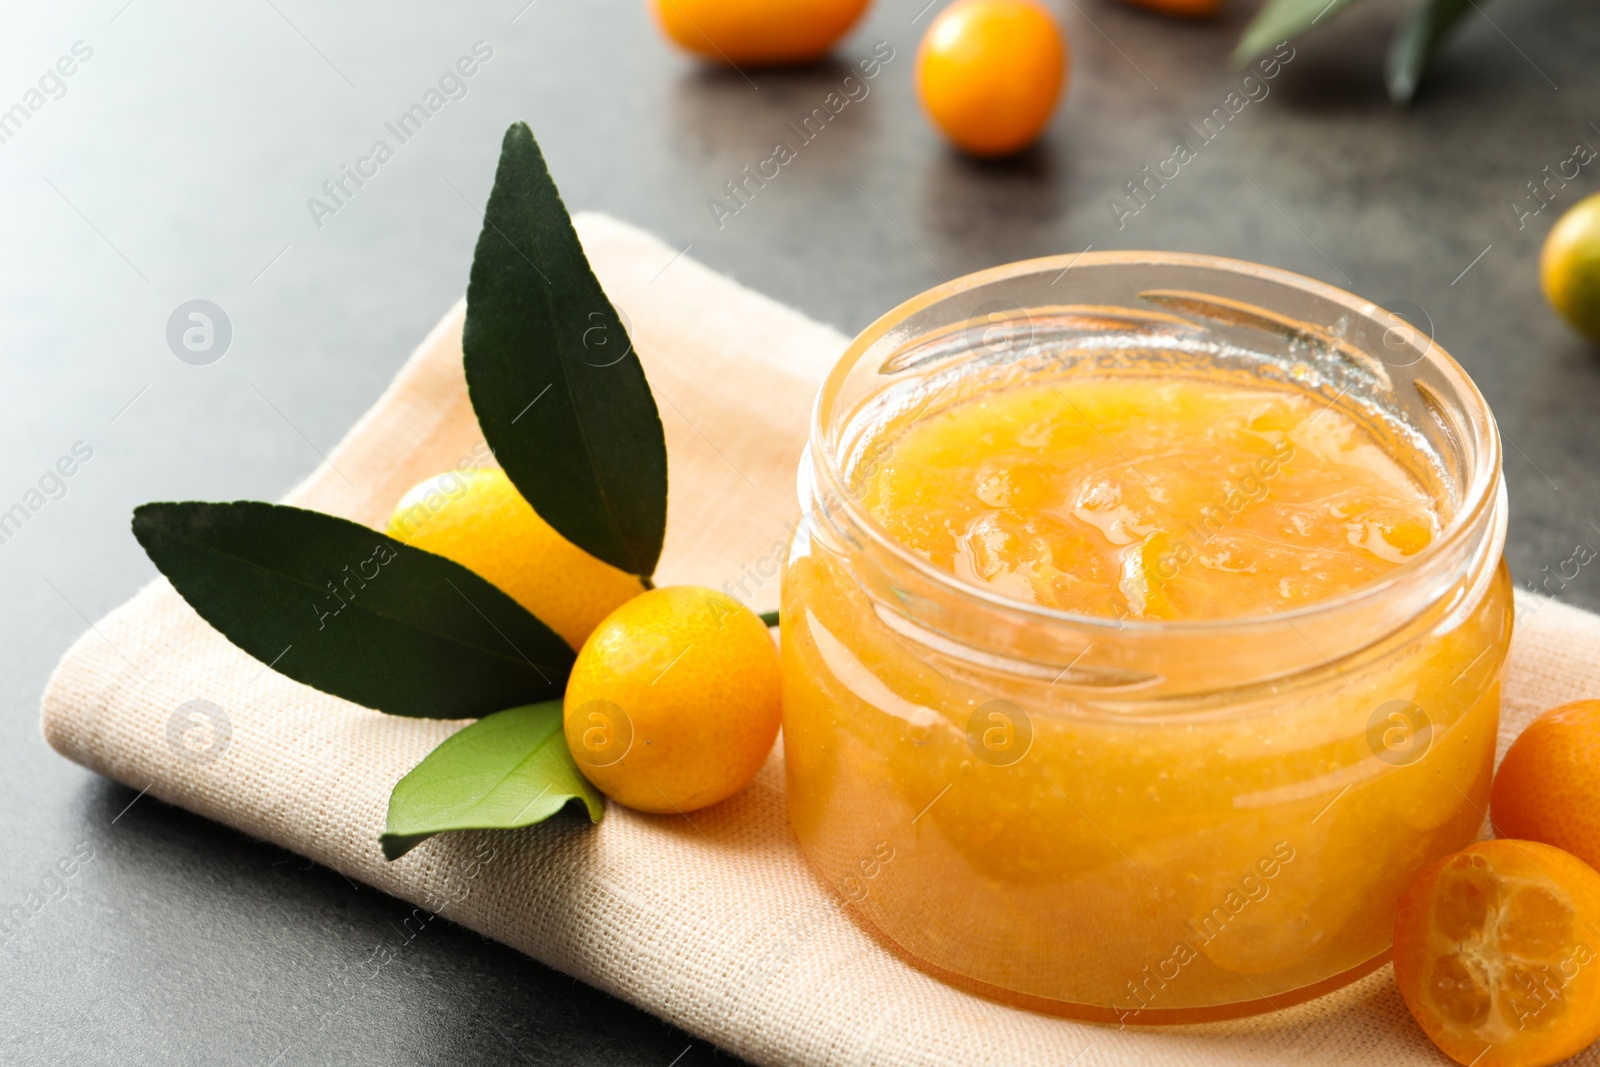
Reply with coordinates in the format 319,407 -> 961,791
780,252 -> 1511,1023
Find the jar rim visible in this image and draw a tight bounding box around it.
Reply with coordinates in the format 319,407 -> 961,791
811,249 -> 1503,638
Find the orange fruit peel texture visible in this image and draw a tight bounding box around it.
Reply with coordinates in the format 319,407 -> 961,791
651,0 -> 872,66
1493,699 -> 1600,873
564,587 -> 781,814
916,0 -> 1068,157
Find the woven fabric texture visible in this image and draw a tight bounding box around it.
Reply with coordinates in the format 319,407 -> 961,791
40,214 -> 1600,1066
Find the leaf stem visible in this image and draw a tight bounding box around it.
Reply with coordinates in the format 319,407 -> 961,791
640,575 -> 655,591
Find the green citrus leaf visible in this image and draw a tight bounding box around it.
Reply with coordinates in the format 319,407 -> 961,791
381,701 -> 603,860
132,501 -> 573,718
463,122 -> 668,579
1386,0 -> 1474,102
1233,0 -> 1367,65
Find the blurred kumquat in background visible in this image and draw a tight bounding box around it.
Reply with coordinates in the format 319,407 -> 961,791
650,0 -> 873,66
1120,0 -> 1221,18
1541,194 -> 1600,342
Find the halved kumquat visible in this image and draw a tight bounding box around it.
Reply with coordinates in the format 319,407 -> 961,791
1393,839 -> 1600,1067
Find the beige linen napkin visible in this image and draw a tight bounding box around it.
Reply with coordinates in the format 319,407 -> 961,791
41,214 -> 1600,1067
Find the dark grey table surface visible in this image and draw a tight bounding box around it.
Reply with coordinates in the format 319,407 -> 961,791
3,0 -> 1597,1063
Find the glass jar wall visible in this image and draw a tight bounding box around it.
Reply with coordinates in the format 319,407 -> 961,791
780,252 -> 1511,1022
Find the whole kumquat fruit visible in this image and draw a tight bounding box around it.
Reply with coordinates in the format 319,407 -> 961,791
1393,839 -> 1600,1067
650,0 -> 872,67
563,586 -> 781,814
387,468 -> 645,650
916,0 -> 1068,157
1541,193 -> 1600,341
1492,699 -> 1600,872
